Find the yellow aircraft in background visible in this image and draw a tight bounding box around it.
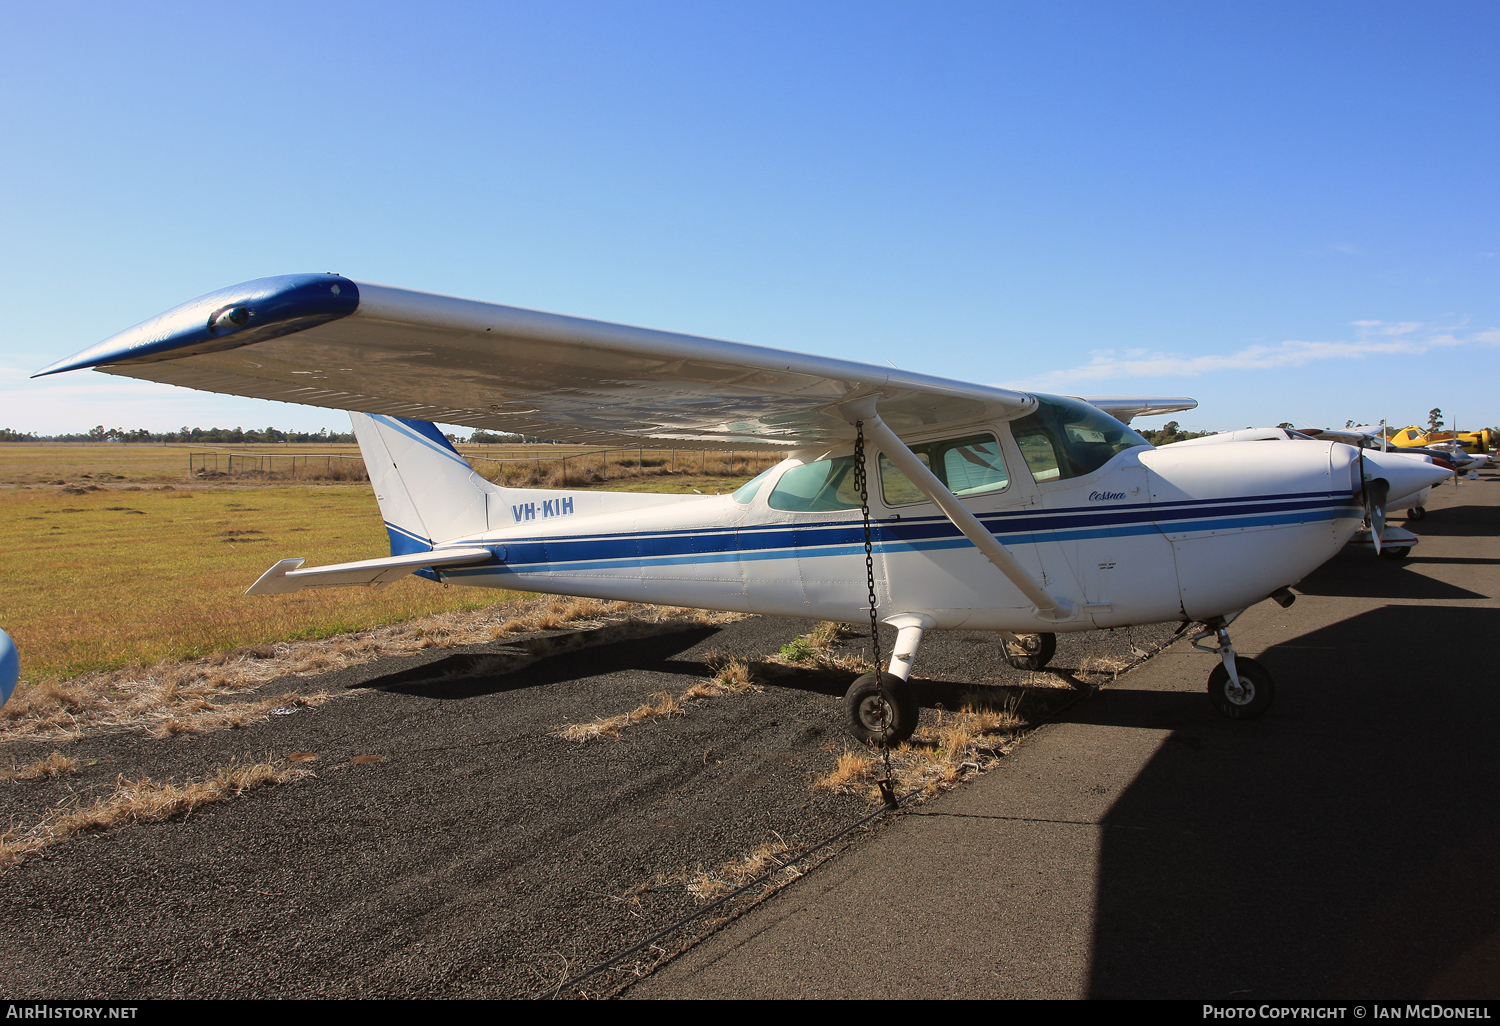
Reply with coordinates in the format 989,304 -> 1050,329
1390,426 -> 1492,454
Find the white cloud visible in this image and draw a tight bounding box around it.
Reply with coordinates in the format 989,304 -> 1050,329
1005,322 -> 1499,391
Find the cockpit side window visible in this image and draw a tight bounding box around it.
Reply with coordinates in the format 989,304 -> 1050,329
879,433 -> 1009,506
766,455 -> 863,512
1011,395 -> 1152,483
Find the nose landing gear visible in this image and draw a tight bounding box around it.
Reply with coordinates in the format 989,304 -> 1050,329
1192,622 -> 1275,719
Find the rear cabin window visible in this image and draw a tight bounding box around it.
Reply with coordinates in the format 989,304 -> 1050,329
766,455 -> 863,512
732,467 -> 776,505
1011,396 -> 1151,482
879,433 -> 1009,506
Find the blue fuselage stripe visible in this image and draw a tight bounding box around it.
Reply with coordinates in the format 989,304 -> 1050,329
443,493 -> 1361,577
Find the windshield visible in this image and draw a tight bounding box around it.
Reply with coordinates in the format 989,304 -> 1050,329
1011,395 -> 1152,482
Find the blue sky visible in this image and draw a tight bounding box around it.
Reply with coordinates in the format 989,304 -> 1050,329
3,1 -> 1496,436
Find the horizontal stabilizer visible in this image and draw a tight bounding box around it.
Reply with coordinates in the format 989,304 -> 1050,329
246,548 -> 496,595
1077,396 -> 1198,424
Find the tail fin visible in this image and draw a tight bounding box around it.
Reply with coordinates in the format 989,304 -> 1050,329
350,412 -> 494,551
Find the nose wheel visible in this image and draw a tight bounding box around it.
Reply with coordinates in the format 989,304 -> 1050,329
1207,656 -> 1275,718
844,672 -> 919,746
1192,622 -> 1275,719
1002,632 -> 1056,670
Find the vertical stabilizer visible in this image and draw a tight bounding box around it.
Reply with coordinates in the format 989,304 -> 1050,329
349,413 -> 493,551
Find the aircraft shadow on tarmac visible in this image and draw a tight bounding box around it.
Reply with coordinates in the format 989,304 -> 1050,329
358,622 -> 1083,708
360,625 -> 894,701
1080,604 -> 1500,1000
1404,501 -> 1499,539
366,626 -> 724,699
1293,557 -> 1488,601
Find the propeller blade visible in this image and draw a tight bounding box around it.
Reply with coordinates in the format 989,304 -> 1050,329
1367,479 -> 1389,555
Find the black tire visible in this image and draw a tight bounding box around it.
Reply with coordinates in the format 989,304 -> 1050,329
1207,656 -> 1274,720
1407,506 -> 1427,521
844,672 -> 919,746
1003,632 -> 1057,671
1379,546 -> 1411,560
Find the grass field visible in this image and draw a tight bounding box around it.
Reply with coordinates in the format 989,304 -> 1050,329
0,443 -> 781,490
0,444 -> 769,685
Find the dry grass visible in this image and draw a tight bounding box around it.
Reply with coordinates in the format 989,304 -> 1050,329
0,484 -> 524,684
554,692 -> 684,742
1077,654 -> 1134,679
552,622 -> 878,745
193,460 -> 369,483
556,652 -> 764,742
626,833 -> 808,907
772,622 -> 872,674
0,440 -> 770,689
151,690 -> 334,738
702,657 -> 760,695
473,448 -> 780,491
0,759 -> 311,870
816,750 -> 877,790
2,594 -> 744,744
686,836 -> 803,899
0,442 -> 779,489
3,751 -> 80,781
815,691 -> 1030,801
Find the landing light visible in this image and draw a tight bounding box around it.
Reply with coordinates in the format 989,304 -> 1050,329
212,306 -> 250,332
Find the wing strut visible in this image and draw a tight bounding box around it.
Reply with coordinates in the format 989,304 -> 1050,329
836,395 -> 1076,622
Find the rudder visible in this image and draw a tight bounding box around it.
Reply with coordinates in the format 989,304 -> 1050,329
349,412 -> 493,551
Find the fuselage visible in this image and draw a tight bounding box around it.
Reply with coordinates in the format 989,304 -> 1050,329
428,422 -> 1367,632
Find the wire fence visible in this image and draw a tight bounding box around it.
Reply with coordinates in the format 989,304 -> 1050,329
188,446 -> 784,486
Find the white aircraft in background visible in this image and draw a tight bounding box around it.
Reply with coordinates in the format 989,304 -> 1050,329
35,274 -> 1452,733
1166,426 -> 1452,557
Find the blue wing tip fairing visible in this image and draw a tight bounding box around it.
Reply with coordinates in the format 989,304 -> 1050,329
33,273 -> 360,378
0,628 -> 17,708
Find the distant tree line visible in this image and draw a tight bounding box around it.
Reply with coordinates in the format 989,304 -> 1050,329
1136,421 -> 1212,446
0,424 -> 556,445
0,425 -> 360,444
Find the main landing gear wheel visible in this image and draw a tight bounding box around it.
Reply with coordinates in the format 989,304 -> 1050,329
1407,506 -> 1427,521
844,672 -> 919,747
1380,546 -> 1411,560
1207,656 -> 1275,720
1003,632 -> 1057,671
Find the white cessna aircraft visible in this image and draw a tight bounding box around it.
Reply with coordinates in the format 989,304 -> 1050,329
1164,426 -> 1450,557
36,274 -> 1453,737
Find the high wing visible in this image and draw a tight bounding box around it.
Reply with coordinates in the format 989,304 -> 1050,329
1302,426 -> 1383,446
1076,396 -> 1198,424
36,274 -> 1038,448
37,273 -> 1197,447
